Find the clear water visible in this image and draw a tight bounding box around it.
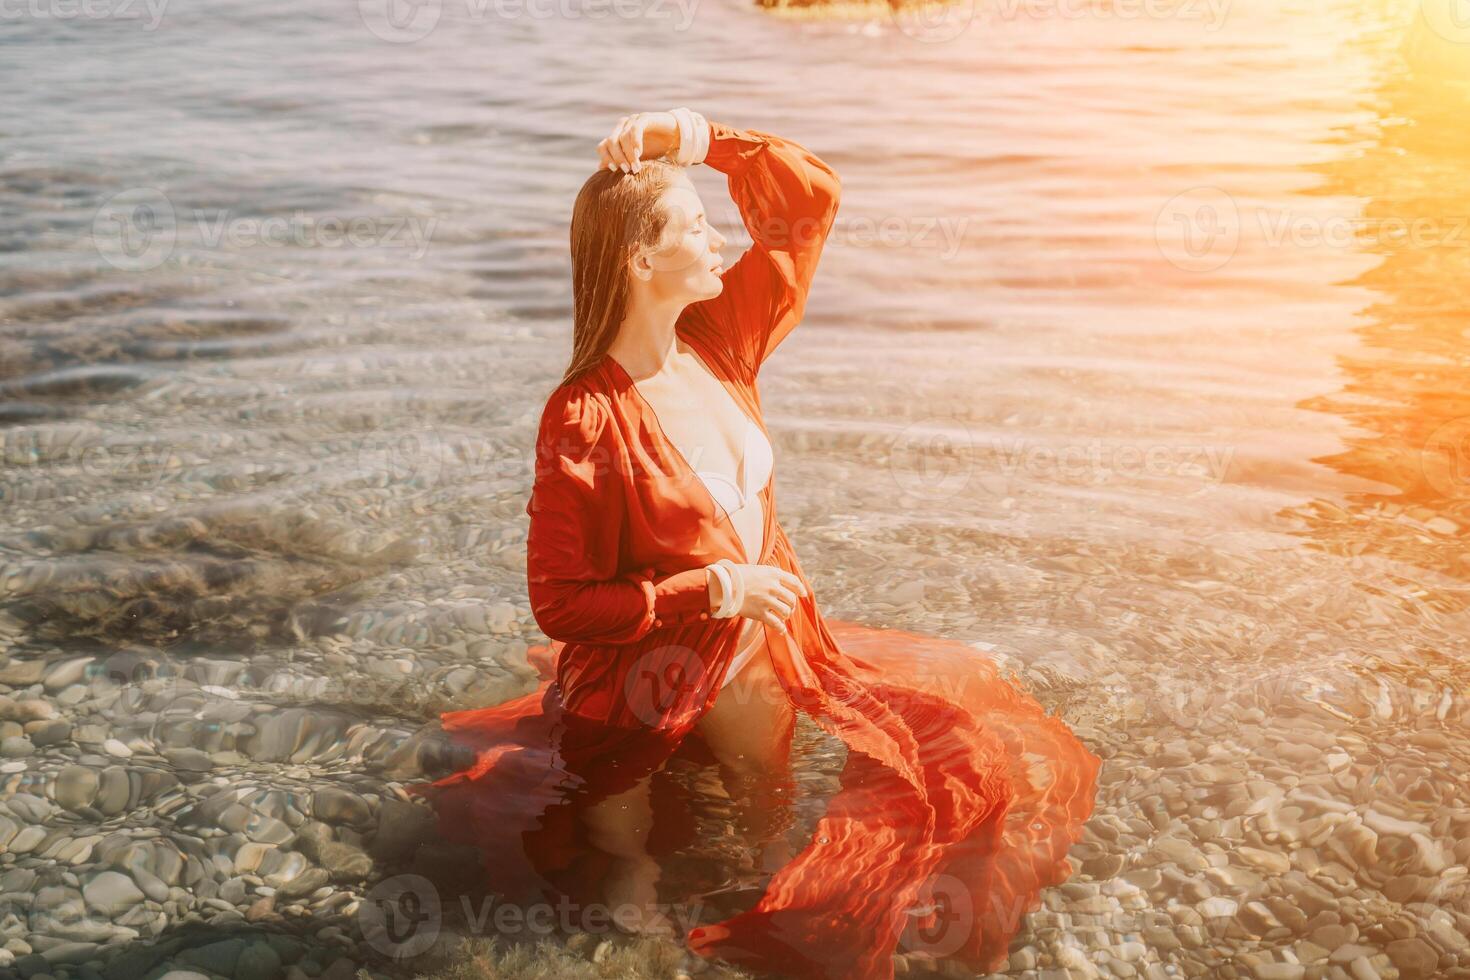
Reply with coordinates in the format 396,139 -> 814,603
2,0 -> 1468,973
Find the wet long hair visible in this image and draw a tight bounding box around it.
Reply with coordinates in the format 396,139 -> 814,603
561,159 -> 682,387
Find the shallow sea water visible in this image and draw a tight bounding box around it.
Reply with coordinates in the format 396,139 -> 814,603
1,0 -> 1468,977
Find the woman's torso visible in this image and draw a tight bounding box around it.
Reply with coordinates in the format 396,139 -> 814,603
630,342 -> 775,687
629,341 -> 772,566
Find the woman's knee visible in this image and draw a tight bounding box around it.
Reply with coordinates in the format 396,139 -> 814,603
582,780 -> 654,857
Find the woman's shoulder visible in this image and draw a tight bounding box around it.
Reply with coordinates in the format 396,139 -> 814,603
538,374 -> 615,451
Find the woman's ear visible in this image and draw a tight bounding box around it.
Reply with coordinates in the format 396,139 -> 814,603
628,247 -> 654,282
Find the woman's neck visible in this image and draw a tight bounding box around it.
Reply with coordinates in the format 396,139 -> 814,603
608,290 -> 685,381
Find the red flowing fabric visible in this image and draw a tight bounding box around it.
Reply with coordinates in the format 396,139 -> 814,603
419,120 -> 1101,980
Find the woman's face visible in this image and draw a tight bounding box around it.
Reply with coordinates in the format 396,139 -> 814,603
635,171 -> 727,305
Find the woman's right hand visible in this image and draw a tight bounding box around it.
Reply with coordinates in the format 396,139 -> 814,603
710,562 -> 808,634
596,111 -> 679,174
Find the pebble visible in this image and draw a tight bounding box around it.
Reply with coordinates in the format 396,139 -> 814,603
28,719 -> 71,747
0,541 -> 1465,980
163,748 -> 214,772
1199,897 -> 1239,918
177,939 -> 244,976
82,872 -> 145,915
1,736 -> 35,757
53,765 -> 99,811
235,941 -> 283,980
1252,966 -> 1304,980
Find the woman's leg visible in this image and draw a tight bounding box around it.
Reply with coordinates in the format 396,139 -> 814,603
697,634 -> 796,776
696,636 -> 797,872
580,638 -> 797,928
581,775 -> 675,936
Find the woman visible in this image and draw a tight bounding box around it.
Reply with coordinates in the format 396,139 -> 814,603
425,109 -> 1101,980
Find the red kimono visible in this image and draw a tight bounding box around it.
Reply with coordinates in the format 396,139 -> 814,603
424,121 -> 1101,980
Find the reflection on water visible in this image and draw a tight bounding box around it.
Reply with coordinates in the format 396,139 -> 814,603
1292,19 -> 1470,590
1,0 -> 1468,976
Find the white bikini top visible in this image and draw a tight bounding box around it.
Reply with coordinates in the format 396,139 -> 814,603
696,417 -> 773,519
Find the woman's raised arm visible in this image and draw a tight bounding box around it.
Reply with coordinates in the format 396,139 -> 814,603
682,119 -> 842,381
525,387 -> 712,646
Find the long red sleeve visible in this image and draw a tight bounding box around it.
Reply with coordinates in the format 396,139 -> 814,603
685,120 -> 842,381
524,387 -> 712,646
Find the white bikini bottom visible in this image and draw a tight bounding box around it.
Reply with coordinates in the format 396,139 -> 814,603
720,615 -> 767,689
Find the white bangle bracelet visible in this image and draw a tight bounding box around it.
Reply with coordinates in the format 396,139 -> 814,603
707,562 -> 734,618
670,107 -> 693,165
668,107 -> 709,166
715,558 -> 743,618
713,561 -> 736,618
690,110 -> 709,164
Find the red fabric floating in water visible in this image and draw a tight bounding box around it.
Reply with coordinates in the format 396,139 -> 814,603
417,119 -> 1100,979
422,621 -> 1100,979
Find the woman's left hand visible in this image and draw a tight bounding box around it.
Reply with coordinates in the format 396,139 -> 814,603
597,111 -> 679,174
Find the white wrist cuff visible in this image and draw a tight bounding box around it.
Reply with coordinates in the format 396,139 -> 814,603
707,562 -> 732,617
669,107 -> 710,166
713,558 -> 743,617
